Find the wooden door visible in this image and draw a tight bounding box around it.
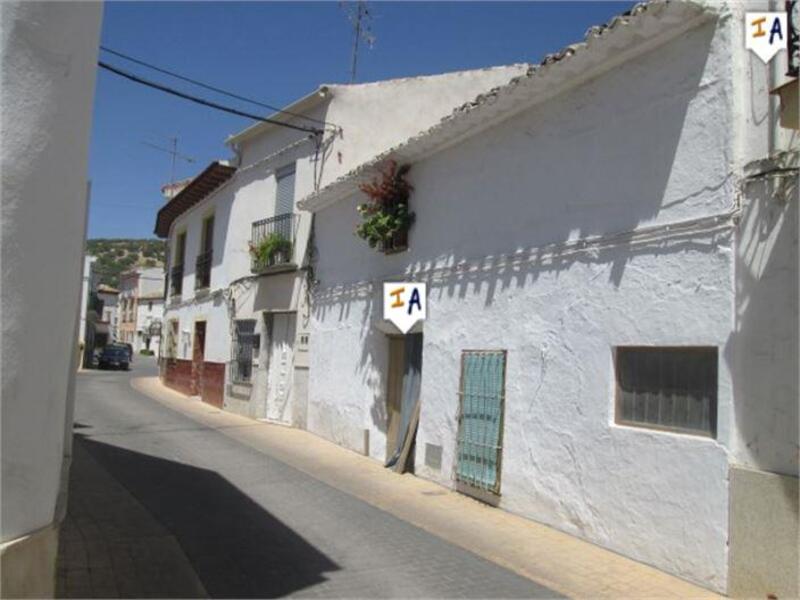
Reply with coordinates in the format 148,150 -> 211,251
192,321 -> 206,396
385,336 -> 405,462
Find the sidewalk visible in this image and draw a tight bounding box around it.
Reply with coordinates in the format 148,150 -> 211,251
133,376 -> 722,599
56,437 -> 208,598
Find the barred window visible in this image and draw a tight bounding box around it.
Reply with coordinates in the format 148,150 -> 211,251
615,347 -> 717,437
231,320 -> 258,383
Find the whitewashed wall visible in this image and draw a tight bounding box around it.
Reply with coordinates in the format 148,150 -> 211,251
163,64 -> 533,416
0,1 -> 102,592
308,17 -> 741,591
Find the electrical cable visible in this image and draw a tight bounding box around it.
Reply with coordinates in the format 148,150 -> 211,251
100,46 -> 334,128
98,61 -> 323,135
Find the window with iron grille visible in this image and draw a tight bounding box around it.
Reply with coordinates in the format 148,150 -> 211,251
455,350 -> 506,495
231,319 -> 258,384
615,346 -> 718,437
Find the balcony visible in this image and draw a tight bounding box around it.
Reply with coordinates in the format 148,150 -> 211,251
169,264 -> 183,298
195,250 -> 212,290
250,213 -> 296,274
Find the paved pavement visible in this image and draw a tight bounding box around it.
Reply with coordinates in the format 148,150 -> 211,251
57,358 -> 557,598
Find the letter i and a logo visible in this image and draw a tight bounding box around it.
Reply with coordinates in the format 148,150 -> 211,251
746,12 -> 788,63
383,282 -> 426,334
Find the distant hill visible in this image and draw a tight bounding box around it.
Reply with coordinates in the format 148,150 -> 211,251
87,238 -> 166,288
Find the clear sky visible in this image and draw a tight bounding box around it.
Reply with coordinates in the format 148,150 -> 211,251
89,1 -> 633,240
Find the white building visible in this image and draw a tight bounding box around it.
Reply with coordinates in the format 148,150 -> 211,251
78,255 -> 99,367
135,292 -> 164,355
97,284 -> 120,342
298,2 -> 798,597
0,1 -> 102,595
118,266 -> 165,353
155,65 -> 532,412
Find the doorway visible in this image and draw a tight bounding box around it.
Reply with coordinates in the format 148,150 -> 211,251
265,312 -> 296,424
192,321 -> 206,397
385,332 -> 423,473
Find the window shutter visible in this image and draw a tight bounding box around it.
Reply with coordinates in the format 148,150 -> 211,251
276,164 -> 296,216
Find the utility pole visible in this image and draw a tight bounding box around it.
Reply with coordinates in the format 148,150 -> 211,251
343,1 -> 375,83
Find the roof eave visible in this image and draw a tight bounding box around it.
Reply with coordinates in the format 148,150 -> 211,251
225,86 -> 332,147
298,0 -> 716,214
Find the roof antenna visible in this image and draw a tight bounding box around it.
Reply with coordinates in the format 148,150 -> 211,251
341,1 -> 376,83
141,135 -> 196,199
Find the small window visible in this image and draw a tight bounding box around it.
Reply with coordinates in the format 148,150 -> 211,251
615,346 -> 718,437
148,301 -> 153,311
231,319 -> 257,383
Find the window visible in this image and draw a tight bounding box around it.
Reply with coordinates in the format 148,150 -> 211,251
195,216 -> 214,290
148,301 -> 153,312
615,347 -> 718,437
276,163 -> 296,216
455,350 -> 507,495
231,319 -> 259,383
170,231 -> 186,297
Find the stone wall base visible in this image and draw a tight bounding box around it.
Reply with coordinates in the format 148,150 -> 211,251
728,465 -> 799,598
0,523 -> 58,598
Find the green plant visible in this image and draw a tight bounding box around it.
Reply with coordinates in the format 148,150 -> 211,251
249,233 -> 292,268
139,349 -> 155,356
355,161 -> 414,250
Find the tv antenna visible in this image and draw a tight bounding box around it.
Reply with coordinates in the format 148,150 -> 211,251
141,136 -> 196,196
341,1 -> 376,83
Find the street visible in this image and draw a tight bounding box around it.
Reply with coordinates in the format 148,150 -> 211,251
58,358 -> 557,598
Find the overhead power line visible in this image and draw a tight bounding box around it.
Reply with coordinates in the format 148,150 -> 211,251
100,46 -> 332,128
98,61 -> 323,135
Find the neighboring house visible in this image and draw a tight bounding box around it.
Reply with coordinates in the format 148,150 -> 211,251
154,64 -> 532,415
97,284 -> 120,342
298,2 -> 798,597
136,292 -> 164,355
118,266 -> 165,352
78,255 -> 100,367
0,2 -> 101,596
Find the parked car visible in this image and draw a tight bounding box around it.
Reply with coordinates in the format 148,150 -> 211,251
120,342 -> 133,362
97,345 -> 130,370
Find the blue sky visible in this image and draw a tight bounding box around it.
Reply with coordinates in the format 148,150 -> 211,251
89,1 -> 633,239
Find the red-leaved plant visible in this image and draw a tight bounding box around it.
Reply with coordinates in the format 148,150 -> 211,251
355,160 -> 414,251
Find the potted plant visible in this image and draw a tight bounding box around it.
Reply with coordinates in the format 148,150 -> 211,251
355,160 -> 414,252
249,232 -> 293,270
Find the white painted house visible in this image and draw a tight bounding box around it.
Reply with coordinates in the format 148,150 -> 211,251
0,1 -> 102,595
299,1 -> 798,596
118,266 -> 165,353
155,65 -> 532,414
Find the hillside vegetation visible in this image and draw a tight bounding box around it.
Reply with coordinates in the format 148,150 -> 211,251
87,238 -> 166,288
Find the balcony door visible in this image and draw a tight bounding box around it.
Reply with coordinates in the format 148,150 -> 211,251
275,164 -> 295,216
265,312 -> 296,424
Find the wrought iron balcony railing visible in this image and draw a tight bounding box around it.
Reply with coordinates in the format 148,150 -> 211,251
195,250 -> 212,290
169,264 -> 183,297
250,213 -> 295,273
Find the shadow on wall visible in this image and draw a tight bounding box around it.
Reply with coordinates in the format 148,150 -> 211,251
310,22 -> 722,437
75,433 -> 339,598
725,171 -> 799,486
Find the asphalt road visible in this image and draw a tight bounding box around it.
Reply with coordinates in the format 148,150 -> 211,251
71,358 -> 558,598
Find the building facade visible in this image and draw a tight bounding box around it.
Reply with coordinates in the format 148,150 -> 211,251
97,284 -> 120,343
155,65 -> 532,415
118,266 -> 166,353
0,2 -> 102,595
298,2 -> 798,596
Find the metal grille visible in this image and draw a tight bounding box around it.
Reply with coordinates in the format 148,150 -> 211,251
251,213 -> 295,272
615,346 -> 718,437
195,249 -> 212,290
170,264 -> 183,296
455,350 -> 506,494
230,320 -> 257,383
